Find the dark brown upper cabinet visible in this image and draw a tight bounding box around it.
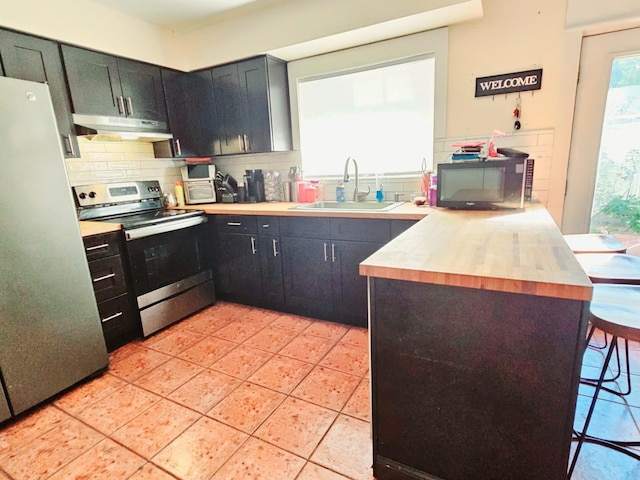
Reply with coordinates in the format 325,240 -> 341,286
61,45 -> 167,123
160,68 -> 218,158
210,56 -> 292,155
0,29 -> 79,157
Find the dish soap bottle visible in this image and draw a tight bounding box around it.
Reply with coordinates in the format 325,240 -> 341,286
336,181 -> 345,202
375,174 -> 384,202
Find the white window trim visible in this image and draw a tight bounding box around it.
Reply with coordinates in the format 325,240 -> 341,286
287,28 -> 449,157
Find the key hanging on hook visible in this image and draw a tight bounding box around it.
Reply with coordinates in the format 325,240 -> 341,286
513,94 -> 521,130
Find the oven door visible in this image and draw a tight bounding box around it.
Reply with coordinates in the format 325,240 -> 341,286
126,222 -> 208,296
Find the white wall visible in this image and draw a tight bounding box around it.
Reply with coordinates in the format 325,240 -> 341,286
566,0 -> 640,32
0,0 -> 185,68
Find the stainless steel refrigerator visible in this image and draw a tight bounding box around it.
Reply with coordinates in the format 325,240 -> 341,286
0,76 -> 108,422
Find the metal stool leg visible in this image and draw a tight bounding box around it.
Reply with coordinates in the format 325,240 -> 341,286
581,337 -> 632,397
587,323 -> 609,350
569,336 -> 640,478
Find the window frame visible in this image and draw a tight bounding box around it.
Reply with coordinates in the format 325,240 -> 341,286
287,28 -> 448,177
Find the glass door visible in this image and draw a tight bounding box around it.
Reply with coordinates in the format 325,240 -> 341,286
563,28 -> 640,252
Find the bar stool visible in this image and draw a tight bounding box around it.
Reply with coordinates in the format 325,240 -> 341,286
563,233 -> 627,254
575,253 -> 640,392
568,284 -> 640,477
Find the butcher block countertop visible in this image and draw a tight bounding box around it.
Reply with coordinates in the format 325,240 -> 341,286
79,221 -> 122,237
174,201 -> 430,220
360,205 -> 593,301
78,202 -> 428,238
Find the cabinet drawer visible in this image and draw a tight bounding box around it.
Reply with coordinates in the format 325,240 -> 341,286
83,232 -> 122,261
97,293 -> 140,352
88,255 -> 127,303
331,218 -> 391,243
279,216 -> 330,239
257,216 -> 280,236
213,215 -> 258,234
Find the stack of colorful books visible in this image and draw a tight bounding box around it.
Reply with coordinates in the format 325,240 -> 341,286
450,141 -> 485,161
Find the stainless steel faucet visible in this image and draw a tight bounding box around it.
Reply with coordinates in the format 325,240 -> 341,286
343,157 -> 370,202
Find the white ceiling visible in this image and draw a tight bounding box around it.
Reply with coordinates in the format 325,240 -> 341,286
89,0 -> 283,33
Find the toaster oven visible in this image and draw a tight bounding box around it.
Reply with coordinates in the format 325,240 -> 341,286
183,179 -> 217,204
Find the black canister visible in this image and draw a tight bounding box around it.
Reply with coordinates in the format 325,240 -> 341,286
245,169 -> 265,202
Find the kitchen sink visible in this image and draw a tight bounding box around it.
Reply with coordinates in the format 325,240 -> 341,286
290,201 -> 405,212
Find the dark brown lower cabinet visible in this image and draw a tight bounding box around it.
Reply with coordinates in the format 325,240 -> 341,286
83,232 -> 141,351
369,278 -> 589,480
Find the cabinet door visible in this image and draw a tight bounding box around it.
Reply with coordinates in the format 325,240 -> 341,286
162,69 -> 217,157
281,236 -> 333,316
332,240 -> 382,327
259,235 -> 284,306
118,58 -> 167,122
211,63 -> 244,154
62,45 -> 122,117
237,57 -> 270,153
216,233 -> 263,299
0,31 -> 79,157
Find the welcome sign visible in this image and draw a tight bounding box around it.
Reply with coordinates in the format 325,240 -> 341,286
475,68 -> 543,97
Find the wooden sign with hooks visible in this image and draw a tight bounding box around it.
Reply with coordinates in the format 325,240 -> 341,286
475,68 -> 543,97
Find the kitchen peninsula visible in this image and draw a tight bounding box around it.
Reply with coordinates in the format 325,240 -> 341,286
360,206 -> 593,480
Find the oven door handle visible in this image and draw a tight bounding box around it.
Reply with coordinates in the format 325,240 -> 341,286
124,215 -> 207,240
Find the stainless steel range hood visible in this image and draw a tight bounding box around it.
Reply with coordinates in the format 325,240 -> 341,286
73,114 -> 173,142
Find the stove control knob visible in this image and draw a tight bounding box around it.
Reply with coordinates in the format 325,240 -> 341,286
148,186 -> 154,192
155,186 -> 161,192
88,191 -> 97,199
78,192 -> 87,199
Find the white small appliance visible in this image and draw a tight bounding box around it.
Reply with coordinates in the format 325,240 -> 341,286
181,164 -> 217,204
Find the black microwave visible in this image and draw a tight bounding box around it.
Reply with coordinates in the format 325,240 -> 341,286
436,158 -> 534,210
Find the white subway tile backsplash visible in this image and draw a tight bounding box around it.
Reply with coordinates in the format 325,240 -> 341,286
67,129 -> 553,205
84,152 -> 125,162
537,133 -> 554,146
108,161 -> 141,170
76,139 -> 106,153
104,142 -> 152,154
65,161 -> 109,172
94,170 -> 127,179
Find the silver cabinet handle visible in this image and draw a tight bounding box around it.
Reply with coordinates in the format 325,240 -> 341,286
244,134 -> 250,152
331,243 -> 336,263
323,242 -> 328,262
227,222 -> 242,226
117,96 -> 125,115
93,272 -> 115,283
63,135 -> 75,156
126,97 -> 134,116
101,311 -> 123,323
175,138 -> 182,156
272,238 -> 279,257
86,243 -> 110,252
262,224 -> 270,228
238,135 -> 243,152
250,237 -> 257,254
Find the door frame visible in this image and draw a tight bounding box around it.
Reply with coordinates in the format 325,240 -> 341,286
562,28 -> 640,234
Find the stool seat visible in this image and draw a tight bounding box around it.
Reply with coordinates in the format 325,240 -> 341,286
590,284 -> 640,343
563,233 -> 626,254
575,253 -> 640,284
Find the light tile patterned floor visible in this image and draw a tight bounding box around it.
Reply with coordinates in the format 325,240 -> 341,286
1,302 -> 639,479
0,302 -> 371,480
